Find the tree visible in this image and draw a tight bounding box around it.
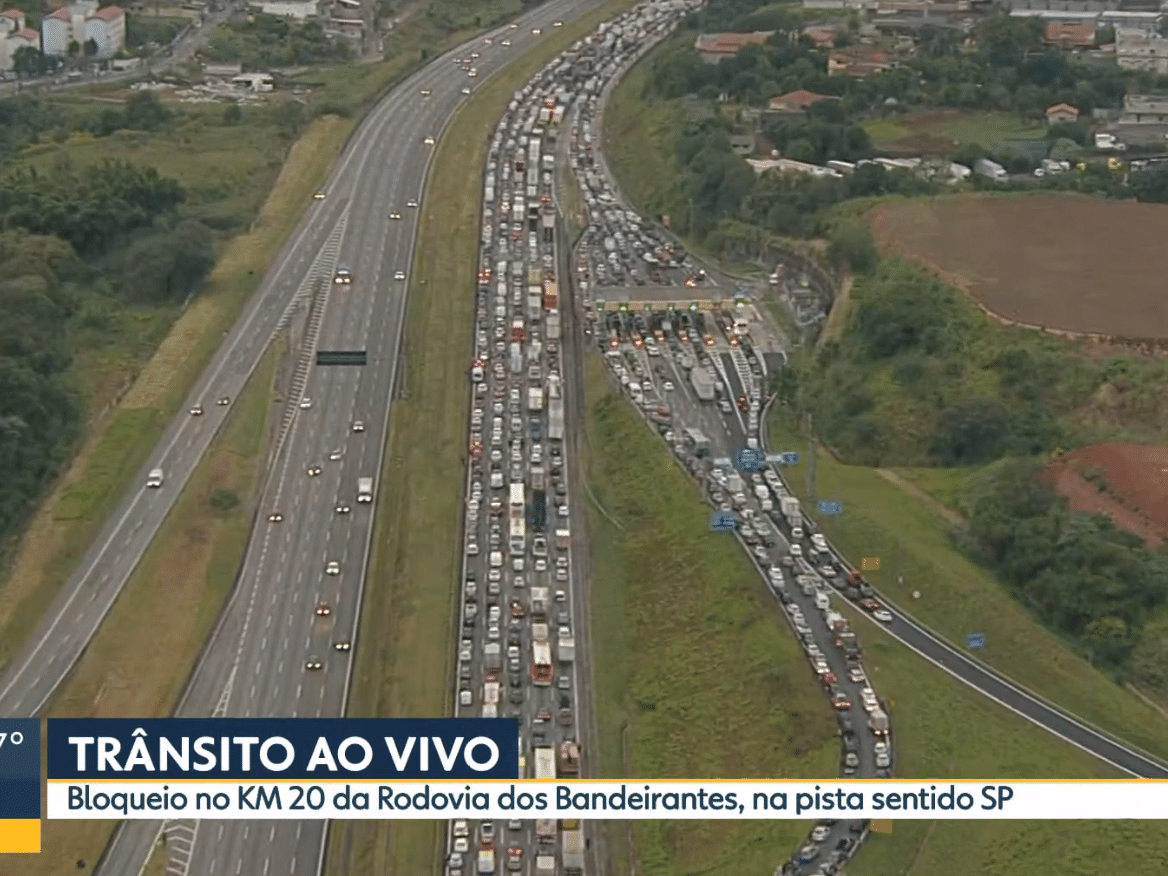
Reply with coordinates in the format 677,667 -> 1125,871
222,102 -> 243,125
273,99 -> 306,137
826,220 -> 878,273
12,46 -> 44,78
84,38 -> 99,58
67,40 -> 80,59
123,90 -> 170,130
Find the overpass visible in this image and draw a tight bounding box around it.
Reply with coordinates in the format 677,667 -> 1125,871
592,284 -> 746,312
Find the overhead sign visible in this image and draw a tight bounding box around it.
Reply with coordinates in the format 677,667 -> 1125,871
817,501 -> 843,515
316,351 -> 367,366
736,448 -> 764,472
710,510 -> 738,532
766,451 -> 799,465
966,633 -> 986,651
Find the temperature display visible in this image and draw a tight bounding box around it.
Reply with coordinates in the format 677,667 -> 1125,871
0,718 -> 40,853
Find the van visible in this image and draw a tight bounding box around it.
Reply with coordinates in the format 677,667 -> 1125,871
789,543 -> 803,558
489,551 -> 503,568
146,468 -> 164,488
815,592 -> 830,612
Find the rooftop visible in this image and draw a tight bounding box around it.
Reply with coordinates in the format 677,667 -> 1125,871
92,4 -> 124,18
694,31 -> 775,55
768,89 -> 839,112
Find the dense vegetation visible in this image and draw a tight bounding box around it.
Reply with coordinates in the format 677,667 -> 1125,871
204,14 -> 353,68
958,458 -> 1168,675
0,92 -> 221,540
627,0 -> 1166,255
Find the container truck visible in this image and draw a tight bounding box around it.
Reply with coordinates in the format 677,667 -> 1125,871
530,489 -> 547,530
548,397 -> 565,440
534,746 -> 556,779
557,631 -> 575,663
510,319 -> 526,343
561,820 -> 585,873
557,740 -> 580,777
509,343 -> 523,375
484,642 -> 502,673
546,312 -> 561,341
357,477 -> 373,503
528,387 -> 544,412
690,367 -> 715,401
478,848 -> 497,874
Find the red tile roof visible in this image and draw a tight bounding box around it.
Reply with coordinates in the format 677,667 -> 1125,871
11,26 -> 37,40
92,4 -> 124,19
46,7 -> 71,20
0,8 -> 22,19
768,89 -> 838,113
1045,102 -> 1080,117
694,31 -> 774,56
1044,21 -> 1096,47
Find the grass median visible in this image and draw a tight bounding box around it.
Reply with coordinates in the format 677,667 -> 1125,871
582,355 -> 838,874
833,598 -> 1168,876
766,408 -> 1168,762
1,340 -> 282,876
323,3 -> 644,875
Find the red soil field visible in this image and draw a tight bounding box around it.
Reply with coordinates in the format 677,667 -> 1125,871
1047,442 -> 1168,545
870,195 -> 1168,339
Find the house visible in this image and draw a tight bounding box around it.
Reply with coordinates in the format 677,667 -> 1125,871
767,89 -> 839,114
1121,93 -> 1168,123
0,8 -> 24,34
1045,102 -> 1080,124
1115,29 -> 1168,74
1043,20 -> 1096,48
693,31 -> 774,64
747,157 -> 843,178
802,25 -> 837,48
259,0 -> 319,19
86,5 -> 125,59
828,45 -> 892,77
41,2 -> 125,59
3,25 -> 37,71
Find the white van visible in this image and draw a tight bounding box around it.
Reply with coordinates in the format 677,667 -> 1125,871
815,592 -> 830,612
489,551 -> 503,568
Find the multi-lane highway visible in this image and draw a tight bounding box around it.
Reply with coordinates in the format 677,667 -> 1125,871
0,3 -> 629,876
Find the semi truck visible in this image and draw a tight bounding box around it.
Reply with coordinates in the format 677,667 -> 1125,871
531,465 -> 546,491
557,630 -> 575,663
780,495 -> 800,527
546,311 -> 561,341
530,489 -> 547,530
690,367 -> 715,401
534,746 -> 556,779
484,642 -> 502,673
557,740 -> 580,777
561,820 -> 585,874
548,397 -> 565,440
357,477 -> 373,503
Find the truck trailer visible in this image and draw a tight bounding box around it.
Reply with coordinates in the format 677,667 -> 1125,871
561,820 -> 585,873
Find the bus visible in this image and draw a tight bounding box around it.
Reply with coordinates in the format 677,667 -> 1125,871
531,640 -> 553,686
510,483 -> 526,553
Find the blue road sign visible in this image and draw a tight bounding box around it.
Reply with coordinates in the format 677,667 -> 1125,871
710,510 -> 738,532
817,500 -> 843,515
737,448 -> 764,471
966,633 -> 986,650
781,451 -> 800,465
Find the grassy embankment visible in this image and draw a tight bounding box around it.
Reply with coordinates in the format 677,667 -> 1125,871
321,3 -> 647,875
583,356 -> 838,875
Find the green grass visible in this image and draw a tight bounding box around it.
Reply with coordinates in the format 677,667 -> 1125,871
584,355 -> 838,874
887,465 -> 972,512
322,3 -> 645,875
863,118 -> 911,145
6,342 -> 281,876
603,58 -> 678,214
838,599 -> 1168,876
865,112 -> 1045,150
766,409 -> 1168,761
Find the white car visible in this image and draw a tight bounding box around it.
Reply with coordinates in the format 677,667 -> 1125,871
423,136 -> 435,145
394,270 -> 406,280
313,191 -> 326,199
461,86 -> 472,94
453,820 -> 469,838
420,88 -> 431,96
873,609 -> 893,623
810,825 -> 831,843
325,561 -> 340,576
328,448 -> 343,461
407,198 -> 419,208
300,398 -> 313,409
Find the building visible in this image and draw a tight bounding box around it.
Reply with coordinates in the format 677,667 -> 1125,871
2,25 -> 36,71
693,31 -> 774,63
802,25 -> 837,48
260,0 -> 319,18
767,89 -> 839,113
41,2 -> 125,59
1121,93 -> 1168,123
1043,20 -> 1096,47
1045,102 -> 1080,123
828,45 -> 892,77
232,72 -> 274,91
1099,9 -> 1162,32
746,157 -> 843,178
0,7 -> 24,69
1115,28 -> 1168,73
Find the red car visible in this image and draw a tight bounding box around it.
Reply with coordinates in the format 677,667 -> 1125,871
821,670 -> 838,686
860,598 -> 882,612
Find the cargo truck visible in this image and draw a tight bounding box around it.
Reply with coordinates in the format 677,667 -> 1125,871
534,854 -> 556,876
868,707 -> 889,736
690,367 -> 715,401
531,587 -> 550,620
511,319 -> 526,343
557,740 -> 580,777
555,529 -> 570,551
561,820 -> 585,873
546,311 -> 561,341
548,398 -> 565,440
357,477 -> 373,503
543,283 -> 559,311
528,387 -> 544,412
478,847 -> 497,874
531,465 -> 546,491
483,676 -> 500,706
534,746 -> 556,779
557,631 -> 575,663
527,267 -> 543,286
509,343 -> 523,375
530,489 -> 547,530
780,495 -> 800,527
483,642 -> 502,673
535,818 -> 557,843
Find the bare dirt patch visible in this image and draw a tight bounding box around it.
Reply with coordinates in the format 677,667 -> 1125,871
870,195 -> 1168,339
1047,442 -> 1168,545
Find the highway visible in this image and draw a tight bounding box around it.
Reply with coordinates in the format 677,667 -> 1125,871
7,3 -> 628,876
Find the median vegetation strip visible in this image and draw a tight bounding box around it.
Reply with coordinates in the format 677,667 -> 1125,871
324,4 -> 645,875
835,600 -> 1168,876
8,342 -> 281,876
583,356 -> 838,875
765,411 -> 1168,761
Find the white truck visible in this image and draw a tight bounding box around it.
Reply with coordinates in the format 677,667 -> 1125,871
146,468 -> 164,488
555,528 -> 570,551
483,642 -> 502,673
533,745 -> 556,779
478,847 -> 497,874
357,477 -> 373,503
546,311 -> 561,341
561,820 -> 585,873
483,676 -> 500,707
534,854 -> 556,876
531,586 -> 550,620
535,818 -> 557,844
557,629 -> 575,663
780,495 -> 800,526
527,387 -> 544,412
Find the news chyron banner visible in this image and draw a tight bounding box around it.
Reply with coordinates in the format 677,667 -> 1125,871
15,716 -> 1168,830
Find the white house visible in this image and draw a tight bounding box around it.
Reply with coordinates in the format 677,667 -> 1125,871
41,2 -> 125,58
0,7 -> 25,69
259,0 -> 319,19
